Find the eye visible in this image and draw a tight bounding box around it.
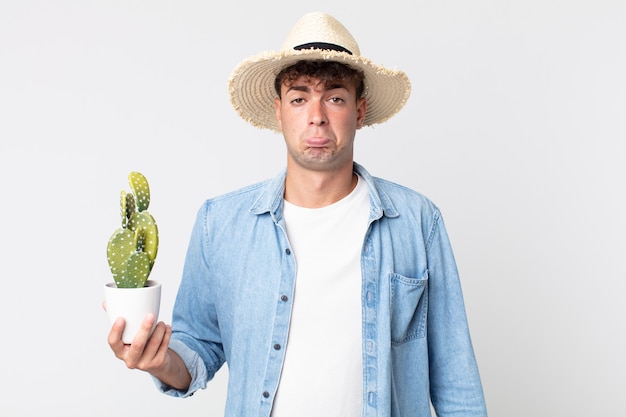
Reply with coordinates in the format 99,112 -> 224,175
329,97 -> 345,104
290,97 -> 305,104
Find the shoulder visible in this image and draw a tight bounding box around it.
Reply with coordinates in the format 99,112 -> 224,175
371,176 -> 440,215
190,180 -> 271,223
191,179 -> 277,236
354,162 -> 440,217
204,179 -> 271,206
369,176 -> 449,249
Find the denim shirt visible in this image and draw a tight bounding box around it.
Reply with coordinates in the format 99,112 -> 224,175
157,163 -> 487,417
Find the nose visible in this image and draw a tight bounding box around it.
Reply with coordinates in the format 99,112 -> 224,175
309,100 -> 327,126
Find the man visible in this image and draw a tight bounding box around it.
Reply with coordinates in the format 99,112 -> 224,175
108,11 -> 488,417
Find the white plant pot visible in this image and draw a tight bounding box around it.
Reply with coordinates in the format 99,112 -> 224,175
104,280 -> 161,344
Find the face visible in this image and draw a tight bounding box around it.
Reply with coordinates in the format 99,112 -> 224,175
274,75 -> 367,173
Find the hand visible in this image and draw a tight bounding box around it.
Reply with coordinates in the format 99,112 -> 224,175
107,313 -> 173,375
105,309 -> 191,390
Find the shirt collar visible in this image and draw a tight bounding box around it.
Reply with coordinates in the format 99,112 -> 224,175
249,162 -> 399,220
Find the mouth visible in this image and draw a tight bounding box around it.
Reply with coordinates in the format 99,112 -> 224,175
305,137 -> 330,147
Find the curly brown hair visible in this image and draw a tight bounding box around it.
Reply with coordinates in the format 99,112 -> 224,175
274,60 -> 365,100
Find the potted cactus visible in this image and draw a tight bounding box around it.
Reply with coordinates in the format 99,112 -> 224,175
104,171 -> 162,344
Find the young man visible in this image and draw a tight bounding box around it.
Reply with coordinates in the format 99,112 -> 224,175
108,12 -> 488,417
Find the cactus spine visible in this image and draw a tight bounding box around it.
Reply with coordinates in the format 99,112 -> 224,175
107,172 -> 159,288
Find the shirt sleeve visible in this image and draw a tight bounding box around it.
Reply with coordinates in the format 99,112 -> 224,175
152,339 -> 210,398
425,210 -> 488,416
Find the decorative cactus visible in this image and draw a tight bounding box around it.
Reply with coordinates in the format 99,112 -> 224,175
107,172 -> 159,288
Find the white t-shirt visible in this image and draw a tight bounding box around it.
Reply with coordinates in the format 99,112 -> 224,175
271,176 -> 370,417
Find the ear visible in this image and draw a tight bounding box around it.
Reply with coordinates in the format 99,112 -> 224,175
356,97 -> 367,130
274,98 -> 283,131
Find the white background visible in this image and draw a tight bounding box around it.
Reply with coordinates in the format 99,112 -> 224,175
1,1 -> 624,416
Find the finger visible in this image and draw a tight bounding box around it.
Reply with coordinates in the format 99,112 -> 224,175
154,324 -> 172,360
148,324 -> 173,373
102,301 -> 107,312
140,322 -> 169,370
161,325 -> 173,358
127,313 -> 156,359
141,321 -> 166,359
107,317 -> 127,356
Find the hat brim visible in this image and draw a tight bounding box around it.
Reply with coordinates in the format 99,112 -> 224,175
228,49 -> 411,132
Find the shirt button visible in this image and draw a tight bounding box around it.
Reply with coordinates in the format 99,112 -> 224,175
274,343 -> 281,350
285,248 -> 291,255
263,391 -> 270,398
280,295 -> 288,302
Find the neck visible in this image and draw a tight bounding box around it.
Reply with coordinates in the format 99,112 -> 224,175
284,162 -> 357,208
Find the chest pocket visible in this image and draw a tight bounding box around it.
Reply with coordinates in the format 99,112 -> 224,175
390,270 -> 429,345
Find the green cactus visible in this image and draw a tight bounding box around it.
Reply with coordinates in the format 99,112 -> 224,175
107,172 -> 159,288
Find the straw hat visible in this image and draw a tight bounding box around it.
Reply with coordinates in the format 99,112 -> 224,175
228,12 -> 411,131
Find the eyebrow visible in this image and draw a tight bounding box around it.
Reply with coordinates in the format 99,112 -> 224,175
285,83 -> 349,94
286,85 -> 310,93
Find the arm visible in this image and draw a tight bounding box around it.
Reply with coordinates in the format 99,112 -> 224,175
106,202 -> 224,395
426,211 -> 487,416
107,314 -> 191,390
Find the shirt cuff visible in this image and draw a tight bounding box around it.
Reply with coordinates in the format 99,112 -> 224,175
152,339 -> 208,398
